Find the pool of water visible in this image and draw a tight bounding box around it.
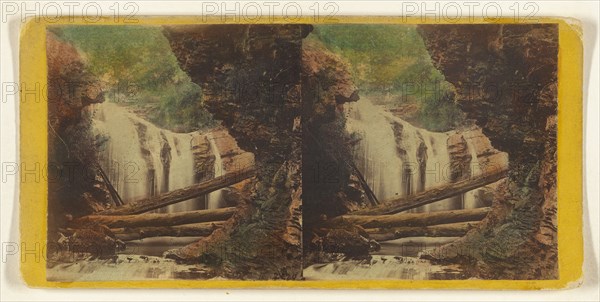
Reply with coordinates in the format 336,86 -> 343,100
46,254 -> 215,281
46,237 -> 213,281
303,237 -> 467,280
303,255 -> 467,280
375,236 -> 459,257
121,236 -> 202,257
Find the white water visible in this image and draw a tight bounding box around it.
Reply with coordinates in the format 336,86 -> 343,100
206,132 -> 225,209
303,255 -> 465,280
463,138 -> 483,209
92,102 -> 199,212
345,98 -> 482,212
345,99 -> 405,201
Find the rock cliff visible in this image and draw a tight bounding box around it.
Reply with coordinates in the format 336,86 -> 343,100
301,39 -> 370,262
418,24 -> 559,279
46,31 -> 111,239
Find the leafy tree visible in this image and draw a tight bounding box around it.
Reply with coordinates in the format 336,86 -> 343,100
51,25 -> 215,132
310,24 -> 466,131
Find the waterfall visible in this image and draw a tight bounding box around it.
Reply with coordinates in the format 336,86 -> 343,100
92,102 -> 199,213
345,98 -> 479,212
163,134 -> 198,212
462,138 -> 483,209
206,132 -> 225,209
345,99 -> 404,201
415,130 -> 454,212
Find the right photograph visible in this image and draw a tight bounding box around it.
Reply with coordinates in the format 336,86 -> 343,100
302,24 -> 558,280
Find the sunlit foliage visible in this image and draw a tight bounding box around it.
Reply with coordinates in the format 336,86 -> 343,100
310,24 -> 466,131
51,25 -> 215,132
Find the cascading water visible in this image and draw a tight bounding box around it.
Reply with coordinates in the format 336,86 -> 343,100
345,98 -> 481,212
345,99 -> 405,201
163,134 -> 198,212
462,138 -> 483,209
206,132 -> 225,209
92,102 -> 199,213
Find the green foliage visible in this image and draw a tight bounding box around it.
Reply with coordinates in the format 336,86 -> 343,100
309,24 -> 423,91
151,81 -> 216,131
310,24 -> 466,131
418,90 -> 466,132
52,25 -> 215,132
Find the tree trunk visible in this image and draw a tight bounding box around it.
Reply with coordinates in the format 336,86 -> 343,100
97,166 -> 255,215
72,207 -> 235,228
111,222 -> 223,241
351,168 -> 507,216
95,163 -> 124,207
366,222 -> 480,242
328,207 -> 490,229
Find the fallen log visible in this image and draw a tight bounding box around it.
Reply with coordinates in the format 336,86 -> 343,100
351,167 -> 507,215
72,207 -> 235,228
328,207 -> 490,229
98,165 -> 256,215
347,159 -> 379,206
111,222 -> 223,241
95,163 -> 124,207
366,221 -> 480,242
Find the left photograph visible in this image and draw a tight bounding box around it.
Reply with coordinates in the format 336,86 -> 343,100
45,24 -> 306,281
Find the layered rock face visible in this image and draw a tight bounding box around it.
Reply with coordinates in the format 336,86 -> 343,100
448,128 -> 508,209
418,24 -> 558,279
190,129 -> 254,183
47,32 -> 110,238
190,128 -> 255,207
190,133 -> 215,182
47,32 -> 105,133
448,127 -> 509,182
163,25 -> 310,279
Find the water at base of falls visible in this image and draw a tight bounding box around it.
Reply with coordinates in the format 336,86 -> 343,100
47,251 -> 216,281
206,132 -> 225,209
303,236 -> 469,280
303,254 -> 467,280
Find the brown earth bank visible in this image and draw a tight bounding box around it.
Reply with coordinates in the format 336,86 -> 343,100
301,39 -> 373,262
46,31 -> 113,248
417,24 -> 559,279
